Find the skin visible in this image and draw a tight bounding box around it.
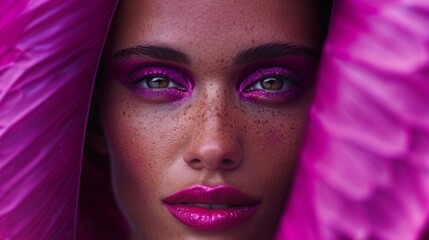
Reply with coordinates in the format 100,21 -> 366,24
98,0 -> 325,239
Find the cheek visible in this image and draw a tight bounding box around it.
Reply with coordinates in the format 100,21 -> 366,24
246,103 -> 307,165
227,99 -> 309,234
100,82 -> 186,230
100,76 -> 311,236
241,99 -> 310,197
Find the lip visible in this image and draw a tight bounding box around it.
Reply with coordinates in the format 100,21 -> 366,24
163,184 -> 260,232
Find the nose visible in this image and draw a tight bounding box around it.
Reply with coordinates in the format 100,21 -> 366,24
183,97 -> 243,171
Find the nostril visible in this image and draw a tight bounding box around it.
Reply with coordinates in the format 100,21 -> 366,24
187,159 -> 205,169
222,159 -> 235,167
223,159 -> 233,164
189,159 -> 201,165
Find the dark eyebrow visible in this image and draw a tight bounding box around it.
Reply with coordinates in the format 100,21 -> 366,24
113,45 -> 191,65
234,43 -> 318,65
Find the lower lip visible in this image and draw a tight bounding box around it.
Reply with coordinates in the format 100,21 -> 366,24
164,204 -> 259,231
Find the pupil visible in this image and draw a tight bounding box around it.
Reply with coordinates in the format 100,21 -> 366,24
261,77 -> 282,90
147,77 -> 169,88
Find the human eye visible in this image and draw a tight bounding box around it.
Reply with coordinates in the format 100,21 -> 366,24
238,67 -> 304,104
128,66 -> 193,101
141,75 -> 185,90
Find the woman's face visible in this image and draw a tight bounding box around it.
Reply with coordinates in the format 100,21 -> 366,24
100,0 -> 324,239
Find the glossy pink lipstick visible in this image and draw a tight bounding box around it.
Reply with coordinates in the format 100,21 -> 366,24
163,184 -> 260,232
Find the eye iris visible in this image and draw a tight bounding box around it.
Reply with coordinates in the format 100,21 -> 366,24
261,77 -> 283,90
146,77 -> 169,88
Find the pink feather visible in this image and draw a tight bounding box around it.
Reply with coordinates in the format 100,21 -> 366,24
0,1 -> 116,239
277,1 -> 429,239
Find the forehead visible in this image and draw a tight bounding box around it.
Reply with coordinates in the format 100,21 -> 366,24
109,0 -> 322,57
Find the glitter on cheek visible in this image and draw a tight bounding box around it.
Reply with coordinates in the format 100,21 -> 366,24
240,88 -> 303,104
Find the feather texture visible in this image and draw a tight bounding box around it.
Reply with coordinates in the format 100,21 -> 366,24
0,1 -> 116,239
277,1 -> 429,239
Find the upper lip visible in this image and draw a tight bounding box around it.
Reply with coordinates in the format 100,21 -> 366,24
162,184 -> 260,206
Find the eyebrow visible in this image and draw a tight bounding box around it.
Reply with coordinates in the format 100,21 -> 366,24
113,45 -> 191,65
234,43 -> 319,65
113,43 -> 318,66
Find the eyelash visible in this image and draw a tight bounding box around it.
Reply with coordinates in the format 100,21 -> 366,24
239,67 -> 303,104
127,66 -> 303,104
128,66 -> 192,101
